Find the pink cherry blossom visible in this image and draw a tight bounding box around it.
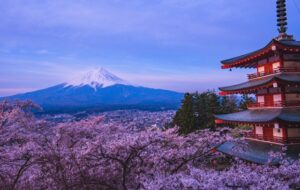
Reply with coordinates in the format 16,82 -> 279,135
0,101 -> 299,190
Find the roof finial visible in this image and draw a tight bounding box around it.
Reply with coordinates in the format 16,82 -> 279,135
276,0 -> 294,41
277,0 -> 288,34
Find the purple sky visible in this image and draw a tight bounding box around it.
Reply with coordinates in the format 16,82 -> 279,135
1,0 -> 300,96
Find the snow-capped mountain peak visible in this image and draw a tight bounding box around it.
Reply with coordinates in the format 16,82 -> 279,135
65,68 -> 130,89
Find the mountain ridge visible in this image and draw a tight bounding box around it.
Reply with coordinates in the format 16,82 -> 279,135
2,68 -> 183,113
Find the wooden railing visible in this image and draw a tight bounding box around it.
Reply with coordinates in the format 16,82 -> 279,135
247,67 -> 300,80
248,101 -> 300,108
279,67 -> 300,72
245,133 -> 300,144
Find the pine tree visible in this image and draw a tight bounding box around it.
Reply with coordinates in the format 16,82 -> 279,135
239,94 -> 255,110
173,91 -> 240,134
174,93 -> 196,134
197,91 -> 221,129
220,95 -> 238,114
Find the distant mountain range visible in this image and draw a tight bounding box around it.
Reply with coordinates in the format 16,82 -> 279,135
2,68 -> 183,113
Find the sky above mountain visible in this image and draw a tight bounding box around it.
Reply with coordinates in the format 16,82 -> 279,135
1,0 -> 300,96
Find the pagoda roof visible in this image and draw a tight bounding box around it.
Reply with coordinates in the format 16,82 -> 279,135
217,140 -> 300,164
279,40 -> 300,47
217,140 -> 282,164
219,73 -> 300,93
215,108 -> 300,123
221,39 -> 300,69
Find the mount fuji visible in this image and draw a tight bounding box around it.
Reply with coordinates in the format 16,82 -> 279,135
65,68 -> 131,89
3,68 -> 183,113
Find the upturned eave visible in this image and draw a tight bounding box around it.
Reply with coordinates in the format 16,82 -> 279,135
215,108 -> 300,124
219,74 -> 300,94
221,39 -> 300,69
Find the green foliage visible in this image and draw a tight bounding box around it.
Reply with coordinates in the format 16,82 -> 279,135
237,124 -> 252,130
173,93 -> 195,134
239,94 -> 255,110
194,91 -> 219,130
173,91 -> 239,134
219,96 -> 239,114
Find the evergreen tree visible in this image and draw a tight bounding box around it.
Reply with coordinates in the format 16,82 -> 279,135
239,94 -> 255,110
193,92 -> 202,130
196,91 -> 221,129
220,95 -> 239,114
174,93 -> 196,134
173,91 -> 240,134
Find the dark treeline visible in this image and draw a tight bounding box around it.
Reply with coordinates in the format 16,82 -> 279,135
173,91 -> 254,134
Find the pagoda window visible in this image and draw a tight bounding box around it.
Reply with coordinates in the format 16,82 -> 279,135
257,66 -> 265,73
273,123 -> 283,138
272,62 -> 280,71
255,126 -> 263,135
273,94 -> 282,102
273,128 -> 283,138
257,95 -> 265,103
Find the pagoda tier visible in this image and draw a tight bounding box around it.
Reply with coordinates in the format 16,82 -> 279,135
215,37 -> 300,145
221,39 -> 300,69
216,108 -> 300,124
217,140 -> 300,164
215,108 -> 300,145
220,73 -> 300,95
219,38 -> 300,110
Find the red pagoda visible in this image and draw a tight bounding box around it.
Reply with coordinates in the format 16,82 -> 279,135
215,0 -> 300,163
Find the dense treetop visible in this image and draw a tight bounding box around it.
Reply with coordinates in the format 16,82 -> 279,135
0,100 -> 299,190
173,91 -> 254,134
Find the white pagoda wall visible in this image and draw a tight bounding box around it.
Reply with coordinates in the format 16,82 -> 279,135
255,126 -> 263,135
273,128 -> 283,137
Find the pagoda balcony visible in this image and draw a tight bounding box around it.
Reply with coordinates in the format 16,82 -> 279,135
248,100 -> 300,108
245,133 -> 300,144
247,67 -> 300,80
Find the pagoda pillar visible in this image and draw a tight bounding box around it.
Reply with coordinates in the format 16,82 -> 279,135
281,86 -> 286,106
282,127 -> 288,144
279,52 -> 284,68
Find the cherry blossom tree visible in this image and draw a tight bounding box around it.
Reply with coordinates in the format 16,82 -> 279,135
0,100 -> 300,190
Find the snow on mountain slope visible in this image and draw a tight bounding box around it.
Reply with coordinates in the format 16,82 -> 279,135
2,67 -> 184,113
65,68 -> 130,89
